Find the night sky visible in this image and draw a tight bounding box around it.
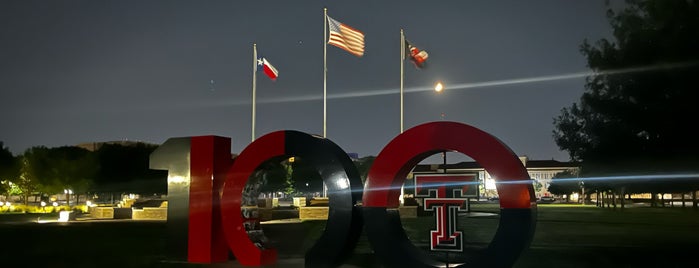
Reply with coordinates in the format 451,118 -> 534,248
0,0 -> 616,162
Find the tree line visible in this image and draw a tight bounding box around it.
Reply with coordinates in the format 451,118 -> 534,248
0,141 -> 165,205
0,140 -> 376,205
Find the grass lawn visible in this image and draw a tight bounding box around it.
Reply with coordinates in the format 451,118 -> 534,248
1,205 -> 698,267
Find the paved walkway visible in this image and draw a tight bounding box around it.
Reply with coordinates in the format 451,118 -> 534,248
161,258 -> 376,268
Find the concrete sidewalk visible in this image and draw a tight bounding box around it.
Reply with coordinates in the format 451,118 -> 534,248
159,255 -> 382,268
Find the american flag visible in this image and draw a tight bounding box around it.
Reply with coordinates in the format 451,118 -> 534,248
327,16 -> 365,57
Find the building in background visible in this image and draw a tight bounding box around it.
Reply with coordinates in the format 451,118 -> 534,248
411,156 -> 579,199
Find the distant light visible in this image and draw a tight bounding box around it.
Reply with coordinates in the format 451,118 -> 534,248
53,202 -> 58,207
58,211 -> 71,222
434,82 -> 444,93
5,202 -> 10,207
288,157 -> 295,163
86,201 -> 92,207
0,201 -> 3,206
41,201 -> 47,207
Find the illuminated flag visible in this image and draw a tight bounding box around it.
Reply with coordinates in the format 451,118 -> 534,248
327,16 -> 365,57
406,40 -> 428,68
257,57 -> 278,81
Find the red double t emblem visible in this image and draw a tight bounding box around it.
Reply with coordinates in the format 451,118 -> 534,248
415,174 -> 477,252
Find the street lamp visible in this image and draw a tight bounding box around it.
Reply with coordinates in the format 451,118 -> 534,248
64,189 -> 73,207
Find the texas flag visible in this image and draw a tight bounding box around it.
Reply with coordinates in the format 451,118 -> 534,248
257,57 -> 279,81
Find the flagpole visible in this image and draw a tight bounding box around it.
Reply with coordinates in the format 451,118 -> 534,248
252,43 -> 257,142
322,8 -> 329,197
399,30 -> 408,204
400,29 -> 405,133
323,7 -> 328,138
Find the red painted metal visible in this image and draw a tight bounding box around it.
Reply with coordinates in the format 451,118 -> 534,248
220,132 -> 284,266
363,121 -> 534,209
188,136 -> 231,263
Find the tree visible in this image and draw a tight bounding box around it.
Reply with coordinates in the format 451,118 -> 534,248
43,146 -> 98,205
282,159 -> 295,196
553,0 -> 699,177
0,142 -> 17,179
548,170 -> 582,202
353,156 -> 375,185
94,143 -> 166,194
0,142 -> 20,197
291,157 -> 322,194
254,158 -> 288,195
15,146 -> 52,205
11,146 -> 96,205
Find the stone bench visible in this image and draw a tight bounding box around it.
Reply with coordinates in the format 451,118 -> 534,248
132,207 -> 167,220
309,198 -> 329,207
299,206 -> 329,220
89,207 -> 115,219
293,197 -> 307,207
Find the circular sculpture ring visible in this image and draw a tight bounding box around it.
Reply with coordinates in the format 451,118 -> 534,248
362,121 -> 537,268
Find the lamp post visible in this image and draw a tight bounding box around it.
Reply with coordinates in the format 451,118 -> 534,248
64,189 -> 73,207
305,182 -> 311,201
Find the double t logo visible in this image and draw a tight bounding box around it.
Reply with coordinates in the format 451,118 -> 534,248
414,174 -> 477,252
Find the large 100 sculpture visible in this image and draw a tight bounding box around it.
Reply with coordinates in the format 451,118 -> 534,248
150,121 -> 537,268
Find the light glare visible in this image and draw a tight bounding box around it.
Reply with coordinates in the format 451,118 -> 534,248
434,82 -> 444,92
